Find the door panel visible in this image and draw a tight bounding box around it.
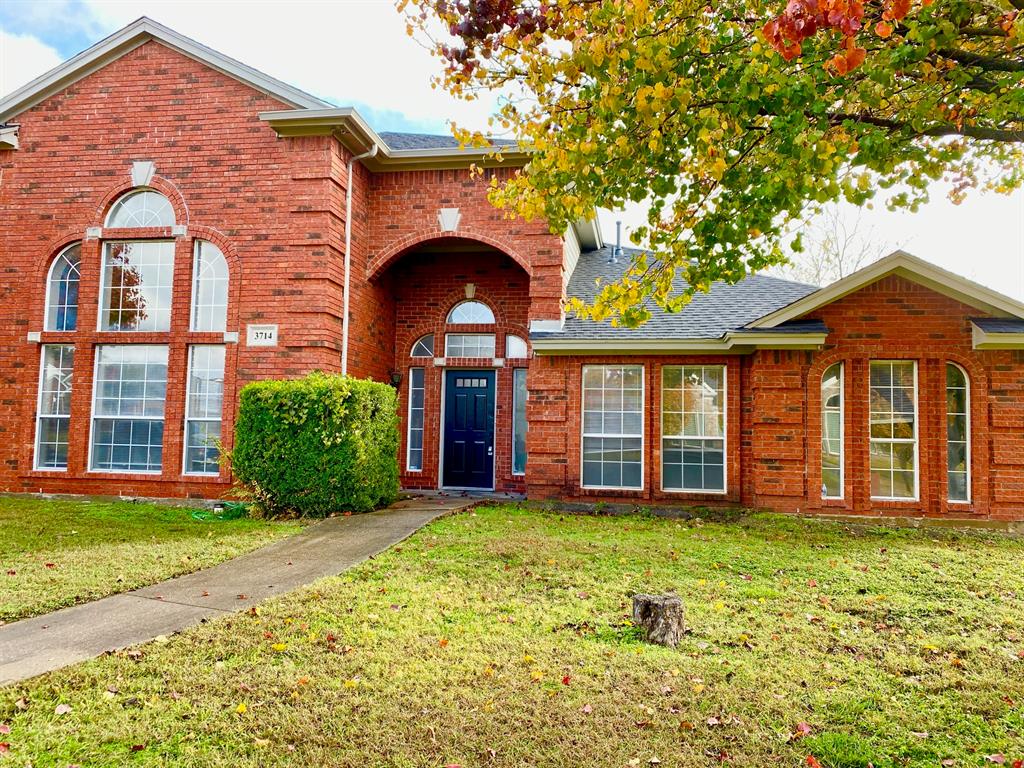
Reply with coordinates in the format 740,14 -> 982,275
443,371 -> 495,489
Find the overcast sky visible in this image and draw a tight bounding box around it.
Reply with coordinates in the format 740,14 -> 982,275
2,0 -> 1022,297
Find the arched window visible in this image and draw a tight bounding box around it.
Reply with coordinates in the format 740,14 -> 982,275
410,334 -> 434,357
105,190 -> 175,228
45,244 -> 81,331
506,335 -> 528,359
821,363 -> 843,499
946,363 -> 970,502
191,241 -> 229,332
447,300 -> 495,324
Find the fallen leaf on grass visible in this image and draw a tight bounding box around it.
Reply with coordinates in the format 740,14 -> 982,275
0,744 -> 9,754
54,704 -> 72,715
0,725 -> 9,735
581,704 -> 593,714
986,756 -> 1005,765
790,722 -> 812,740
235,703 -> 247,714
806,758 -> 823,768
562,675 -> 571,686
130,745 -> 145,752
438,638 -> 449,648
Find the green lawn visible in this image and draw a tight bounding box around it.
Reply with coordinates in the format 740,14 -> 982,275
2,505 -> 1023,767
0,496 -> 303,622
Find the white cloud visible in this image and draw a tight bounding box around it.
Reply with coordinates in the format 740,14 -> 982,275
0,29 -> 63,96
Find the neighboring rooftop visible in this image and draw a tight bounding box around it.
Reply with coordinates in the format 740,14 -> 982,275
540,245 -> 819,341
379,132 -> 518,151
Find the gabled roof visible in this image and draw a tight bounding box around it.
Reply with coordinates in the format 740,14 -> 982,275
750,250 -> 1024,328
0,16 -> 332,122
531,245 -> 825,353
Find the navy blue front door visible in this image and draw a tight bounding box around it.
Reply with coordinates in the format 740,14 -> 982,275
443,371 -> 495,489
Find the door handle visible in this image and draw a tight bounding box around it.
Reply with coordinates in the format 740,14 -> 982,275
487,446 -> 493,456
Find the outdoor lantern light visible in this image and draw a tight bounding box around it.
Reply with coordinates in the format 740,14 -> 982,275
390,371 -> 403,388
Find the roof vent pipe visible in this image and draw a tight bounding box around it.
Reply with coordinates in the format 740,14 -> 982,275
611,220 -> 623,263
341,143 -> 379,377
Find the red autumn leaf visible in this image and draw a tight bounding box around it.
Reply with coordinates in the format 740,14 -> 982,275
131,744 -> 146,752
5,570 -> 15,576
438,638 -> 449,648
807,757 -> 823,768
875,21 -> 893,37
793,721 -> 813,739
0,743 -> 9,754
1012,760 -> 1022,768
44,563 -> 56,569
562,675 -> 571,685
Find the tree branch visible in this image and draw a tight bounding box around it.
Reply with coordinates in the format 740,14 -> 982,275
936,48 -> 1024,72
829,112 -> 1024,142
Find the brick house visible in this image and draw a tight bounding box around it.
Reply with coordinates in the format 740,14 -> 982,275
2,18 -> 1024,520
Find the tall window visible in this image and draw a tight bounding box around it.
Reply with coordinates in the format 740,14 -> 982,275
447,300 -> 495,324
821,363 -> 844,499
407,367 -> 425,471
512,368 -> 528,474
869,360 -> 918,500
661,365 -> 726,493
45,244 -> 81,332
35,345 -> 74,470
90,345 -> 168,473
105,190 -> 175,228
582,365 -> 643,489
191,241 -> 229,332
99,241 -> 175,331
946,363 -> 970,502
184,346 -> 226,475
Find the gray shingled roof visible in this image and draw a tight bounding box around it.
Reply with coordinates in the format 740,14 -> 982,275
379,132 -> 518,151
538,245 -> 820,341
971,318 -> 1024,333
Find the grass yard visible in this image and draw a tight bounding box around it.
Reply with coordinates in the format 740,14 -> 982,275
2,505 -> 1023,767
0,495 -> 303,622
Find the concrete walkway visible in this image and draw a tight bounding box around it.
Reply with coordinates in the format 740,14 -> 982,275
0,494 -> 477,685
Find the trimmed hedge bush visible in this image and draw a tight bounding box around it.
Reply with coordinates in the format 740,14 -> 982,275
231,373 -> 399,517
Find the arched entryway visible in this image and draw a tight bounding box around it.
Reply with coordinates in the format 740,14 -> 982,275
372,237 -> 532,493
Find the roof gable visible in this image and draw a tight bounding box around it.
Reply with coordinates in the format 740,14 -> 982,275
749,250 -> 1024,328
0,17 -> 331,123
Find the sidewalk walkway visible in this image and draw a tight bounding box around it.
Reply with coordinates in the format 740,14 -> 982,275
0,494 -> 477,685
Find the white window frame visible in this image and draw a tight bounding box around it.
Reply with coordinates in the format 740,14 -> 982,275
34,344 -> 75,471
447,300 -> 495,324
869,360 -> 919,502
104,189 -> 175,228
512,367 -> 528,476
183,345 -> 226,476
580,364 -> 645,491
97,240 -> 176,333
88,344 -> 169,475
660,365 -> 727,495
946,362 -> 971,504
445,333 -> 496,358
410,335 -> 434,358
821,362 -> 845,500
506,334 -> 528,359
406,367 -> 425,472
44,244 -> 81,332
190,240 -> 229,332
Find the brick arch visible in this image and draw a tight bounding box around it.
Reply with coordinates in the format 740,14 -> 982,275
367,229 -> 533,282
91,175 -> 190,228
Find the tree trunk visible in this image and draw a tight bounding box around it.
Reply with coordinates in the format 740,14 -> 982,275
632,593 -> 685,647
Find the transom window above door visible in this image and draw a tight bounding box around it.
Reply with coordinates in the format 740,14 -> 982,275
447,300 -> 495,324
446,333 -> 496,358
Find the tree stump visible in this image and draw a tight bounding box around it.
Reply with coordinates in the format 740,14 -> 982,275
632,593 -> 685,647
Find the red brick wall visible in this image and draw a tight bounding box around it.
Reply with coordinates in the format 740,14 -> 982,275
527,276 -> 1024,521
0,41 -> 356,498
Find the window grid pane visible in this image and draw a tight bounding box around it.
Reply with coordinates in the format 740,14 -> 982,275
184,346 -> 226,475
410,335 -> 434,358
447,301 -> 495,324
661,365 -> 726,492
506,335 -> 528,359
407,367 -> 425,471
869,361 -> 917,499
91,345 -> 168,472
191,241 -> 229,332
105,190 -> 175,228
445,333 -> 496,358
946,364 -> 970,502
512,368 -> 528,474
100,241 -> 175,332
35,345 -> 75,470
582,365 -> 643,489
821,363 -> 843,499
46,245 -> 81,332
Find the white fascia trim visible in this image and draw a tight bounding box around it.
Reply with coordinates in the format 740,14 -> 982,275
971,323 -> 1024,349
530,319 -> 564,334
571,216 -> 603,250
0,16 -> 330,123
531,331 -> 828,355
751,250 -> 1024,329
259,107 -> 531,169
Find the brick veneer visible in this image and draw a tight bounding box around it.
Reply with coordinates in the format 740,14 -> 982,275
527,275 -> 1024,521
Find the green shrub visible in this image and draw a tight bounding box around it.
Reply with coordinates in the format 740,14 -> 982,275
231,372 -> 399,517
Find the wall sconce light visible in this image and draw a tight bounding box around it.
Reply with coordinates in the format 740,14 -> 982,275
389,371 -> 403,388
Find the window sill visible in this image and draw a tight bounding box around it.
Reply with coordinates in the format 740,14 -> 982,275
20,470 -> 230,484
